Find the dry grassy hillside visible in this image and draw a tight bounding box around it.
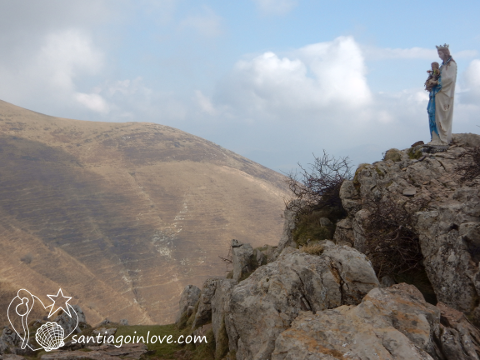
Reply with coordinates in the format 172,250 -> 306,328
0,100 -> 290,326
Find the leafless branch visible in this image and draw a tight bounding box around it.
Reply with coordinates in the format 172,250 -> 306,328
363,196 -> 427,278
284,150 -> 353,216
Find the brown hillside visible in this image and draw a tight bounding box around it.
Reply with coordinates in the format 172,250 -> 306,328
0,99 -> 290,326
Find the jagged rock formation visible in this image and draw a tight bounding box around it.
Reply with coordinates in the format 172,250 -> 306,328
179,251 -> 480,359
0,99 -> 290,325
0,327 -> 21,356
273,284 -> 480,360
176,133 -> 480,360
178,242 -> 379,359
231,240 -> 255,282
192,278 -> 222,329
225,244 -> 379,360
337,133 -> 480,321
175,285 -> 201,325
54,305 -> 87,336
231,239 -> 272,282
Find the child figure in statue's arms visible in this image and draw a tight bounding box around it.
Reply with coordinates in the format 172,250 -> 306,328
425,62 -> 440,92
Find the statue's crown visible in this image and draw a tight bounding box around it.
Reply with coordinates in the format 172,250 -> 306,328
436,43 -> 449,51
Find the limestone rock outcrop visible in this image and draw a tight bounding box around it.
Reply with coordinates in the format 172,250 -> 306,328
231,240 -> 255,282
436,302 -> 480,359
177,245 -> 480,360
272,283 -> 480,360
191,278 -> 222,329
0,327 -> 20,356
54,305 -> 87,335
337,133 -> 480,321
175,285 -> 201,325
174,133 -> 480,360
211,279 -> 237,359
224,243 -> 379,360
272,205 -> 297,260
177,241 -> 379,359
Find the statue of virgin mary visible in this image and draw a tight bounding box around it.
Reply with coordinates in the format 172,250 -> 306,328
426,44 -> 457,145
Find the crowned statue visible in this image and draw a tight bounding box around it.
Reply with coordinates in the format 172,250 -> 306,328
426,44 -> 457,145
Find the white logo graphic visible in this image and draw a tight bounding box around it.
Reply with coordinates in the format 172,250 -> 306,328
7,288 -> 79,352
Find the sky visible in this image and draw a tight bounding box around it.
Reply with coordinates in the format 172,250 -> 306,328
0,0 -> 479,174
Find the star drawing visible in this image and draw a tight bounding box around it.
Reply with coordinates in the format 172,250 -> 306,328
46,288 -> 72,318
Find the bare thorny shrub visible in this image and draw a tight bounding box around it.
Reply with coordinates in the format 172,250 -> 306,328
284,151 -> 353,245
363,196 -> 429,279
455,146 -> 480,183
285,150 -> 353,216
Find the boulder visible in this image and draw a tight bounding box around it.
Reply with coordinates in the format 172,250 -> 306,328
231,240 -> 254,282
225,244 -> 379,360
192,277 -> 221,329
384,148 -> 403,162
272,204 -> 298,259
453,133 -> 480,148
0,326 -> 21,355
54,305 -> 86,335
175,284 -> 201,324
211,279 -> 236,359
272,284 -> 439,359
332,217 -> 354,245
435,302 -> 480,359
273,283 -> 480,360
253,248 -> 266,268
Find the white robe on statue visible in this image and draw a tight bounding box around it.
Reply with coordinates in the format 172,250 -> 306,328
432,59 -> 457,144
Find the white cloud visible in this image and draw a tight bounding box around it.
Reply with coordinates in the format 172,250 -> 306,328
459,59 -> 480,105
297,37 -> 372,106
107,78 -> 148,97
194,90 -> 216,114
216,36 -> 371,119
252,0 -> 298,15
75,92 -> 110,114
37,30 -> 104,91
466,59 -> 480,88
179,6 -> 223,37
0,28 -> 105,116
82,77 -> 189,122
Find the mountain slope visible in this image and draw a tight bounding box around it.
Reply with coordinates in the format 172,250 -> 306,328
0,100 -> 290,325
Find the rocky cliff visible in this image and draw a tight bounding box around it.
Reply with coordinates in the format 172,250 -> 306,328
175,133 -> 480,360
337,133 -> 480,320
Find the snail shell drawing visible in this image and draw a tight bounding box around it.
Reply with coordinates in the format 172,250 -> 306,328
35,322 -> 65,351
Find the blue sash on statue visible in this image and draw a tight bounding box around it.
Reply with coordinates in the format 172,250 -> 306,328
427,75 -> 442,137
